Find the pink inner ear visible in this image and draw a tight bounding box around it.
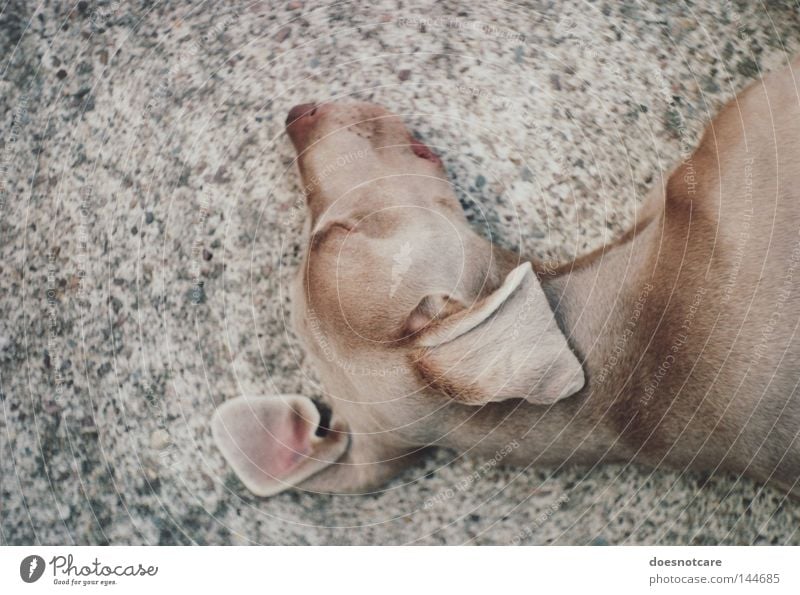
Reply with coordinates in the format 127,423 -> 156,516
212,396 -> 319,495
257,406 -> 313,476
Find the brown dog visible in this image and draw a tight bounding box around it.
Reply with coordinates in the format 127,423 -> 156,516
212,58 -> 800,499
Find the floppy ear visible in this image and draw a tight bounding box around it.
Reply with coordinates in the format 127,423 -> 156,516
410,262 -> 585,406
211,395 -> 349,497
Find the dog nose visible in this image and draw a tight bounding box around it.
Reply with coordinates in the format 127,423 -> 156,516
286,103 -> 318,126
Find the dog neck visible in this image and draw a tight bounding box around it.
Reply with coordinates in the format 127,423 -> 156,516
432,213 -> 664,467
542,213 -> 661,396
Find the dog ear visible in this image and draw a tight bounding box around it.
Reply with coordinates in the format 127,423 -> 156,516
409,262 -> 585,406
212,395 -> 425,496
211,395 -> 349,496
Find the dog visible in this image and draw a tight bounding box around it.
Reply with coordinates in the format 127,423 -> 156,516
212,57 -> 800,499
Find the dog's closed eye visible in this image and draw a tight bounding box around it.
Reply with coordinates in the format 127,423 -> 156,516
310,220 -> 354,250
409,137 -> 442,165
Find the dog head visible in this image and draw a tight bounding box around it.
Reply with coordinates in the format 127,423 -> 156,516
211,102 -> 585,496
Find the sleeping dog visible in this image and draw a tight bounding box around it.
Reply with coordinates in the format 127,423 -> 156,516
213,57 -> 800,499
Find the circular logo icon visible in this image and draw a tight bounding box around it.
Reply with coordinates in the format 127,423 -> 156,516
20,555 -> 46,583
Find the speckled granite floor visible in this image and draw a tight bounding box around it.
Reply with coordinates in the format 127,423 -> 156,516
2,0 -> 800,546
